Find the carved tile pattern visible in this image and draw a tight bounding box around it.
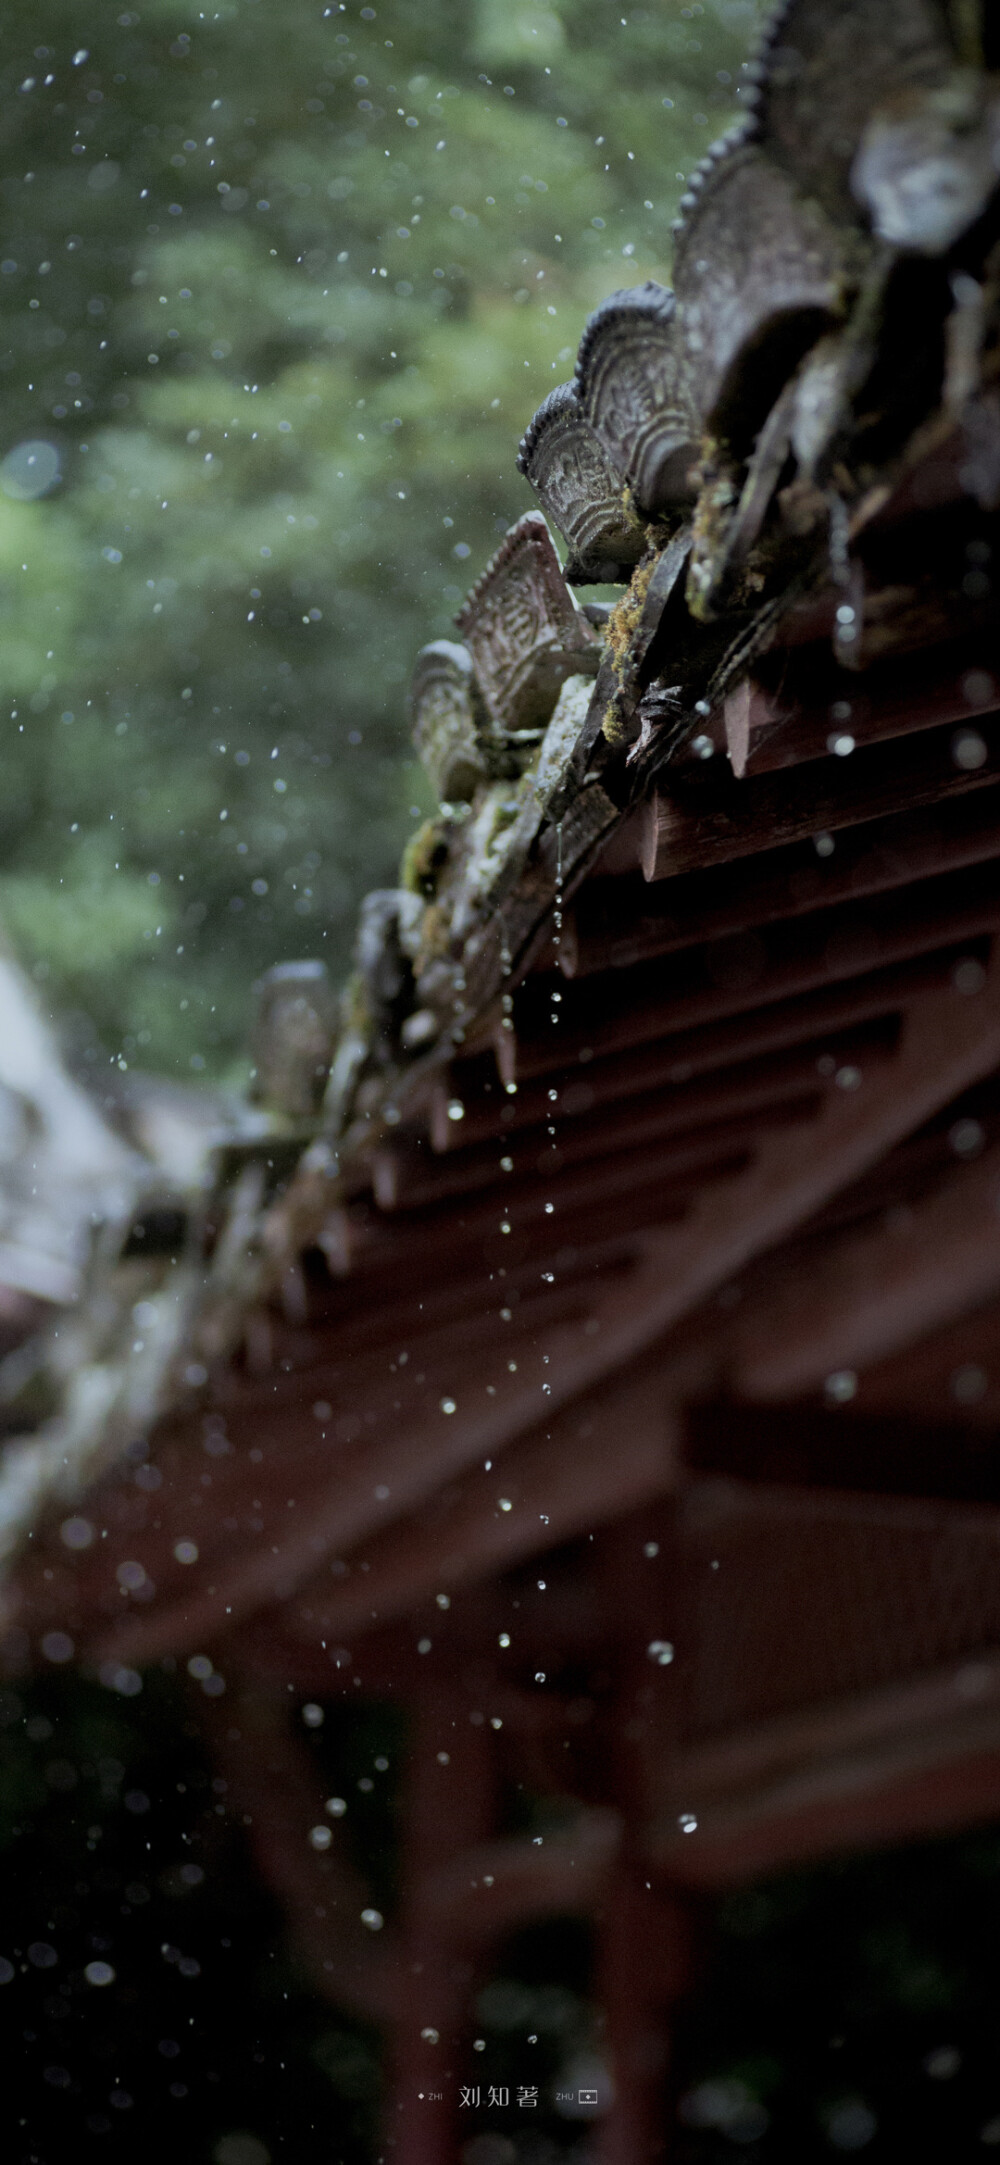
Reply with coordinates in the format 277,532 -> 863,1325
519,385 -> 647,579
576,287 -> 701,514
674,145 -> 848,433
409,641 -> 489,805
455,513 -> 596,733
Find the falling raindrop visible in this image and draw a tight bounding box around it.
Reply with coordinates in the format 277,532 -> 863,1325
61,1516 -> 94,1550
825,1370 -> 858,1404
952,728 -> 988,770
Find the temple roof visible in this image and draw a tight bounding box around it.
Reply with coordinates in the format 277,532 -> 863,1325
4,2 -> 1000,1899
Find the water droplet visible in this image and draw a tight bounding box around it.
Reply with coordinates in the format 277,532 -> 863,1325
952,728 -> 988,770
41,1632 -> 74,1664
825,1370 -> 858,1403
951,1364 -> 988,1404
61,1516 -> 93,1550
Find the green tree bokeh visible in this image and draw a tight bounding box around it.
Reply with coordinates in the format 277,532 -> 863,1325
0,0 -> 762,1081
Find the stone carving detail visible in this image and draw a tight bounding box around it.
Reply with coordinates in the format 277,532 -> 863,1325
455,512 -> 600,734
252,961 -> 337,1120
517,383 -> 647,583
574,283 -> 701,516
409,641 -> 489,805
751,0 -> 959,228
746,0 -> 999,261
673,145 -> 847,443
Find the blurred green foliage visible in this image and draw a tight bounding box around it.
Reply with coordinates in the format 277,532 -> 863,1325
0,0 -> 761,1081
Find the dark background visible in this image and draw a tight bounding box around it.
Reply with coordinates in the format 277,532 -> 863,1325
4,1665 -> 1000,2161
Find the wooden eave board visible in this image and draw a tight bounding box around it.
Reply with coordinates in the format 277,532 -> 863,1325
563,788 -> 1000,980
16,950 -> 1000,1669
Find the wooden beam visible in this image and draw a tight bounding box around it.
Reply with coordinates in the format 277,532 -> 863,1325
587,1516 -> 702,2163
388,1679 -> 497,2165
237,1568 -> 618,1703
81,1223 -> 691,1664
507,867 -> 1000,1080
640,712 -> 1000,883
849,1293 -> 1000,1429
563,790 -> 1000,980
373,1082 -> 835,1229
24,945 -> 1000,1682
592,1876 -> 697,2164
440,953 -> 946,1149
416,1806 -> 621,1946
261,1357 -> 687,1643
6,1275 -> 601,1654
732,1140 -> 1000,1399
723,641 -> 999,778
684,1400 -> 1000,1507
375,1039 -> 883,1211
666,1645 -> 1000,1807
95,944 -> 1000,1661
652,1658 -> 1000,1891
